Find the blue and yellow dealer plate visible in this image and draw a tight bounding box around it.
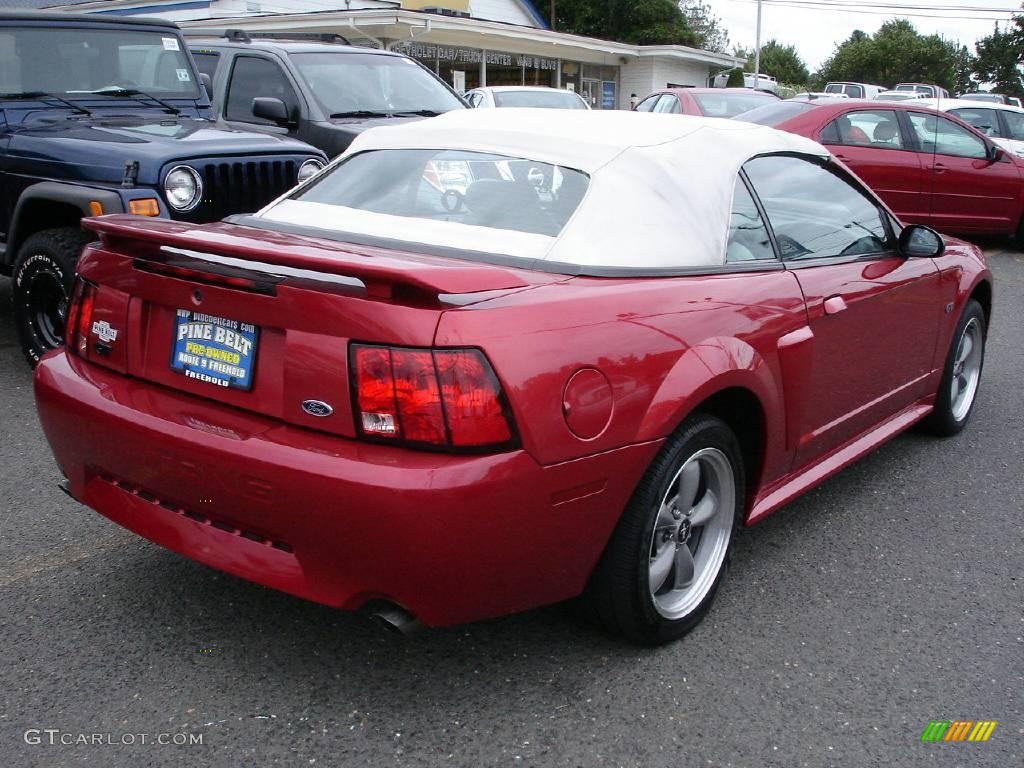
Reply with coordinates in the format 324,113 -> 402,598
170,310 -> 259,391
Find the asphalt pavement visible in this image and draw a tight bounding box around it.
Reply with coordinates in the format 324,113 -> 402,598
0,247 -> 1020,768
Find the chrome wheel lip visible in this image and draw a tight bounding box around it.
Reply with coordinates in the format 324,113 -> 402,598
647,447 -> 735,621
950,317 -> 983,423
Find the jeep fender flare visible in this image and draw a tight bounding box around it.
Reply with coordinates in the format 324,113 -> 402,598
6,182 -> 124,265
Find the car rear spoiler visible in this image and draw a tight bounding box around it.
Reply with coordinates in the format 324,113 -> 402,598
83,215 -> 531,298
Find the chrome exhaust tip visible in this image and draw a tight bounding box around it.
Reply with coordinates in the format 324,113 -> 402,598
369,604 -> 420,635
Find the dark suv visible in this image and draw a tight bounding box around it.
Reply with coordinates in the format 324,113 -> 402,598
0,13 -> 327,363
189,31 -> 466,158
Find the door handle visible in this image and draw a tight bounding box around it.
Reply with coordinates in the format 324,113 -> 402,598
934,162 -> 947,174
823,295 -> 848,315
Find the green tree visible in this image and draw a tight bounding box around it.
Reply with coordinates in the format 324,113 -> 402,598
952,45 -> 977,95
732,41 -> 809,86
679,1 -> 729,53
816,19 -> 965,91
535,0 -> 697,46
973,23 -> 1023,98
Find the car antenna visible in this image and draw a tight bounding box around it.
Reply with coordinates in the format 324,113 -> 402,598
927,92 -> 941,225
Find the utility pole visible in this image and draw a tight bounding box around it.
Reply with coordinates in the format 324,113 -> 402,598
550,0 -> 556,32
754,0 -> 762,86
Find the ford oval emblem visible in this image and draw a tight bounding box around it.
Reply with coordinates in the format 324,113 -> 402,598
301,400 -> 334,418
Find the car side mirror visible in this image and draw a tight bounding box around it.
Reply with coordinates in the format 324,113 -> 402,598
252,96 -> 290,125
987,143 -> 1005,164
199,73 -> 213,101
898,224 -> 944,258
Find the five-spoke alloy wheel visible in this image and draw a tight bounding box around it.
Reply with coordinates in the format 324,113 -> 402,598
588,414 -> 744,645
921,298 -> 987,436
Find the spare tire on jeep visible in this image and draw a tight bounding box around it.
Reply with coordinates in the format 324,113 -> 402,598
12,227 -> 90,366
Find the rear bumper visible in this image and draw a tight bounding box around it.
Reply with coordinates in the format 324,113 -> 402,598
34,351 -> 661,626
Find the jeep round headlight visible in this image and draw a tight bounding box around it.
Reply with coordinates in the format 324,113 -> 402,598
297,158 -> 324,184
164,165 -> 202,211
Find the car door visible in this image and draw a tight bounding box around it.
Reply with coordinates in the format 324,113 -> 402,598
818,108 -> 926,224
222,54 -> 303,138
904,110 -> 1022,234
743,153 -> 943,469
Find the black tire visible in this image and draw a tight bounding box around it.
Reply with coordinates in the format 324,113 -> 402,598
919,299 -> 987,437
11,227 -> 90,366
586,414 -> 745,645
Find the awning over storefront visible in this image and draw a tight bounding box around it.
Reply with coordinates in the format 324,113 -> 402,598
179,9 -> 741,109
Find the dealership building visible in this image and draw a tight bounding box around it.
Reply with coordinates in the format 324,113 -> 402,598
30,0 -> 741,110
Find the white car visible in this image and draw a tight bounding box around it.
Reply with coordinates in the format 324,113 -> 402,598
823,81 -> 883,99
958,92 -> 1023,108
465,86 -> 590,110
895,82 -> 950,98
916,97 -> 1024,157
874,90 -> 926,102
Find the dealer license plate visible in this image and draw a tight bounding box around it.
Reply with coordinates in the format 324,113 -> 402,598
170,309 -> 259,391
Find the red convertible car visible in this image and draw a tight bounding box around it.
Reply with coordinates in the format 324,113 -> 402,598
737,97 -> 1024,238
35,110 -> 991,645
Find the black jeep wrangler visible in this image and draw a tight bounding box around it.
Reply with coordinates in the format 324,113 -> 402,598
0,12 -> 326,364
189,30 -> 466,158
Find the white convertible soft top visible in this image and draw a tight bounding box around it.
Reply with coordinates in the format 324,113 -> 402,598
260,108 -> 830,270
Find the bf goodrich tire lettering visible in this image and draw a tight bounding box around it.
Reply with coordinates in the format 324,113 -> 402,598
12,227 -> 90,367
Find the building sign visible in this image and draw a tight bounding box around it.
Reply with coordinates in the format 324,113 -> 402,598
516,55 -> 558,71
395,43 -> 555,71
602,80 -> 616,109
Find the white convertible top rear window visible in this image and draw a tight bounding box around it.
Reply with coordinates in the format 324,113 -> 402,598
260,109 -> 831,270
292,149 -> 586,247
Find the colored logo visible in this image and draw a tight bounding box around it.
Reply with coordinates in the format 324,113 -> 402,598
301,400 -> 334,418
920,721 -> 997,742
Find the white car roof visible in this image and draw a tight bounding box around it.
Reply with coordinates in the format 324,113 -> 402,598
476,86 -> 572,94
916,97 -> 1024,114
261,109 -> 829,270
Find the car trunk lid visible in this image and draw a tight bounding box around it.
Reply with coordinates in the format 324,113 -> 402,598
78,215 -> 554,438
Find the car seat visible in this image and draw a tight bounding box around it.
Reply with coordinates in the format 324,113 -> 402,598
464,179 -> 551,235
872,120 -> 899,145
836,115 -> 870,145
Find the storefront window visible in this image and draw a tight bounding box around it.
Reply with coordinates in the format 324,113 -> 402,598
390,42 -> 612,102
580,64 -> 618,110
561,61 -> 581,96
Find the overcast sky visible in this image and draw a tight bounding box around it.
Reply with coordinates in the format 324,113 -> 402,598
708,0 -> 1021,70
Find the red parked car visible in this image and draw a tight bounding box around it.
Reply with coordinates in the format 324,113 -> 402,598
634,87 -> 778,118
737,97 -> 1024,237
35,110 -> 992,645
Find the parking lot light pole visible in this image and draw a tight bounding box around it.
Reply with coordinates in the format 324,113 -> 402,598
754,0 -> 762,84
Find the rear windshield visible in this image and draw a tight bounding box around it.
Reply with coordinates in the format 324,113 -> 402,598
733,100 -> 816,126
0,25 -> 199,98
293,149 -> 589,237
692,91 -> 775,118
492,90 -> 587,109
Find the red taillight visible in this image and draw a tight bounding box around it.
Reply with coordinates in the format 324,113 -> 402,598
434,349 -> 512,447
351,344 -> 516,452
67,278 -> 96,357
